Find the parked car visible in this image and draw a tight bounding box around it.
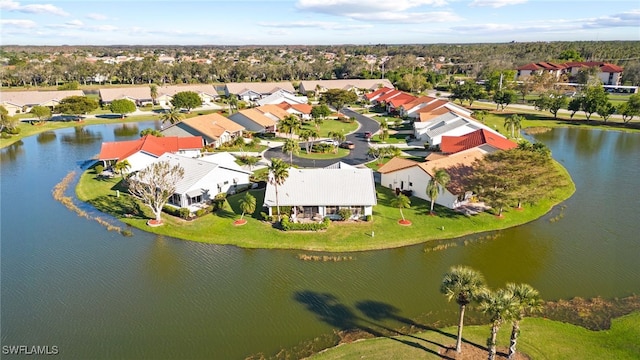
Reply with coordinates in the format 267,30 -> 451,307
364,131 -> 372,139
339,141 -> 355,149
319,139 -> 339,146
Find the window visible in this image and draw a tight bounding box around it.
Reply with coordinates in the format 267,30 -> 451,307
170,193 -> 181,206
326,206 -> 339,215
224,181 -> 229,185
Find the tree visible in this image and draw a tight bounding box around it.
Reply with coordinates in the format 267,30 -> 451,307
503,114 -> 523,139
171,91 -> 201,113
299,129 -> 318,154
311,104 -> 332,130
278,115 -> 302,138
440,266 -> 487,354
238,155 -> 259,170
426,168 -> 450,214
109,99 -> 137,118
493,90 -> 518,111
596,101 -> 616,122
30,105 -> 52,123
533,92 -> 568,119
505,283 -> 543,359
320,88 -> 358,111
581,86 -> 609,121
160,107 -> 184,125
149,84 -> 158,105
0,106 -> 19,133
238,192 -> 256,221
128,160 -> 185,223
140,128 -> 163,137
268,158 -> 289,221
113,159 -> 131,178
472,110 -> 488,123
478,288 -> 518,360
568,97 -> 583,119
282,138 -> 300,164
617,94 -> 640,123
390,194 -> 411,221
55,96 -> 98,119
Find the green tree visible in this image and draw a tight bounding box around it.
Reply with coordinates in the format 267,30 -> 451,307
278,115 -> 302,138
268,158 -> 289,221
171,91 -> 201,113
478,288 -> 518,360
320,88 -> 358,111
568,97 -> 583,119
581,86 -> 608,121
149,84 -> 158,105
390,193 -> 411,221
505,283 -> 543,359
55,96 -> 99,119
503,114 -> 523,139
29,105 -> 52,123
238,192 -> 256,221
299,129 -> 318,154
128,160 -> 185,223
113,159 -> 131,178
140,128 -> 163,137
0,106 -> 19,133
617,94 -> 640,123
426,168 -> 450,215
534,92 -> 568,119
311,104 -> 332,129
160,107 -> 184,125
493,90 -> 518,111
282,138 -> 300,164
596,101 -> 616,122
558,49 -> 584,61
109,99 -> 137,118
440,266 -> 487,354
238,155 -> 259,170
472,110 -> 488,123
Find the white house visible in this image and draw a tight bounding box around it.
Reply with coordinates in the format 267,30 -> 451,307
0,90 -> 85,115
99,87 -> 153,107
149,153 -> 251,211
155,84 -> 219,108
224,82 -> 296,102
161,112 -> 244,148
299,79 -> 394,95
263,163 -> 377,221
413,110 -> 501,146
378,150 -> 485,209
256,90 -> 308,106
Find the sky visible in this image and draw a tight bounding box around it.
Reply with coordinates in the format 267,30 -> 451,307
1,0 -> 639,46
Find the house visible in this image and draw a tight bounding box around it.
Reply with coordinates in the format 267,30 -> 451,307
386,93 -> 417,113
147,153 -> 251,211
298,79 -> 394,95
161,113 -> 244,148
440,129 -> 517,155
98,87 -> 152,107
155,84 -> 219,108
97,135 -> 203,172
516,61 -> 624,86
263,163 -> 377,221
515,62 -> 565,79
0,90 -> 85,115
224,82 -> 296,102
228,108 -> 278,133
277,102 -> 313,120
378,149 -> 485,209
365,87 -> 395,103
370,89 -> 403,105
256,89 -> 308,106
397,96 -> 440,118
413,106 -> 494,146
255,104 -> 291,121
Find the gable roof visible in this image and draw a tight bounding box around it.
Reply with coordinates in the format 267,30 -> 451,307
377,157 -> 421,174
301,79 -> 394,92
99,87 -> 152,102
256,89 -> 308,106
231,108 -> 277,127
255,104 -> 290,120
277,102 -> 313,114
178,113 -> 245,139
440,129 -> 517,154
225,82 -> 295,95
0,90 -> 85,106
418,107 -> 451,122
98,135 -> 203,161
375,89 -> 404,103
388,93 -> 417,108
415,99 -> 450,115
400,96 -> 438,111
365,87 -> 394,100
156,84 -> 218,97
264,167 -> 377,207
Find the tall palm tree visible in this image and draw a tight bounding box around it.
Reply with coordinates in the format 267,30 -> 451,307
268,158 -> 289,221
161,107 -> 184,125
238,192 -> 256,221
426,168 -> 450,215
506,283 -> 543,359
440,266 -> 487,354
149,84 -> 158,105
282,138 -> 300,165
113,160 -> 131,179
504,114 -> 523,139
390,194 -> 411,221
478,288 -> 518,360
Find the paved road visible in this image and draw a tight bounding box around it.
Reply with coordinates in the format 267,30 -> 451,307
263,108 -> 380,168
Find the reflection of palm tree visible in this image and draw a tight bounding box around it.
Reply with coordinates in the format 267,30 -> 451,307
268,158 -> 289,221
478,289 -> 517,360
161,107 -> 184,125
426,168 -> 450,215
440,266 -> 487,354
506,283 -> 542,359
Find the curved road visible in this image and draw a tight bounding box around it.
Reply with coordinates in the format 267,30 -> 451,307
264,108 -> 380,168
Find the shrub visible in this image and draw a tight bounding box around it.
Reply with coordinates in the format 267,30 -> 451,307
365,215 -> 372,222
178,207 -> 191,219
5,127 -> 21,135
281,216 -> 330,231
94,164 -> 104,175
162,205 -> 191,219
338,208 -> 352,221
195,209 -> 206,217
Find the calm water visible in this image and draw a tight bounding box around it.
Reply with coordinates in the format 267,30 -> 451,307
1,124 -> 639,359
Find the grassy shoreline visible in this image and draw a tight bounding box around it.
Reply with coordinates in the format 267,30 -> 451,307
75,158 -> 575,252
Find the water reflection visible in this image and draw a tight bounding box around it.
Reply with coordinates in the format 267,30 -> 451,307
36,131 -> 57,144
60,126 -> 103,146
0,140 -> 24,162
113,124 -> 140,138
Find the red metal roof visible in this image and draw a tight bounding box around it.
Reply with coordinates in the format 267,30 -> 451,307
400,96 -> 437,111
440,129 -> 517,154
98,135 -> 203,161
375,89 -> 403,103
388,93 -> 417,107
365,87 -> 394,100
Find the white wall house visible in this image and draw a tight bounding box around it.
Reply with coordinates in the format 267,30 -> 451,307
414,111 -> 501,146
256,90 -> 308,106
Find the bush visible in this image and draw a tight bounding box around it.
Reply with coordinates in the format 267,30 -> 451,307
5,127 -> 21,135
338,208 -> 352,221
162,205 -> 191,219
178,207 -> 191,219
195,209 -> 206,217
281,216 -> 330,231
365,215 -> 372,222
94,164 -> 104,174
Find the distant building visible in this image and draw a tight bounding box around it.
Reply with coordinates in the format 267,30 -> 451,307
516,61 -> 624,86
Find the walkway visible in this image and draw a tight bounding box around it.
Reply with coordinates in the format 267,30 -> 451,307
263,108 -> 380,168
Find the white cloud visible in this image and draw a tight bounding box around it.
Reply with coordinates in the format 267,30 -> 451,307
0,0 -> 69,16
90,25 -> 118,32
581,9 -> 640,29
469,0 -> 527,8
295,0 -> 456,23
259,20 -> 373,31
0,18 -> 37,28
87,13 -> 108,21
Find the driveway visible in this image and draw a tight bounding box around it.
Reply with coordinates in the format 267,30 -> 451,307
263,108 -> 380,168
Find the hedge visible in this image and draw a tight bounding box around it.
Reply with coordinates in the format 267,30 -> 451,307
280,216 -> 330,231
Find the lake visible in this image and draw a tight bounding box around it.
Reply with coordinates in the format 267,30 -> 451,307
1,123 -> 639,359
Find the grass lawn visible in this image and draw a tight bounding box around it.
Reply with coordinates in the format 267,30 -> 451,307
207,144 -> 267,153
371,132 -> 408,144
75,158 -> 574,252
309,311 -> 640,360
304,118 -> 360,137
296,147 -> 350,160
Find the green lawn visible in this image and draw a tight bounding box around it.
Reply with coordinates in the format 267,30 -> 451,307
75,159 -> 574,252
296,147 -> 350,160
371,132 -> 408,144
304,118 -> 360,137
310,311 -> 640,360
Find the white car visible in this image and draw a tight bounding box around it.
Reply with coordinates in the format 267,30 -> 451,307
319,139 -> 339,146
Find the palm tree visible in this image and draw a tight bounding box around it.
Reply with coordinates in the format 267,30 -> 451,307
440,266 -> 487,354
478,288 -> 518,360
390,194 -> 411,221
113,160 -> 131,179
504,114 -> 523,139
228,94 -> 238,114
279,115 -> 302,138
426,168 -> 450,215
238,192 -> 256,221
268,158 -> 289,221
282,138 -> 300,165
506,283 -> 543,359
149,84 -> 158,105
160,107 -> 184,125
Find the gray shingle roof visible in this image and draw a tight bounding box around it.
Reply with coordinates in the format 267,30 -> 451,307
426,118 -> 469,138
264,167 -> 377,207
